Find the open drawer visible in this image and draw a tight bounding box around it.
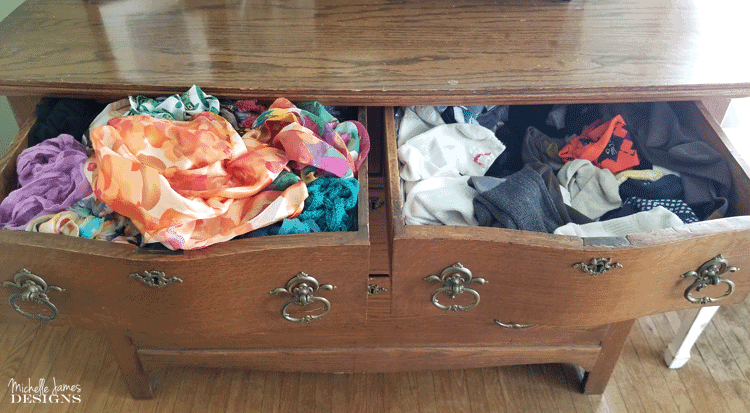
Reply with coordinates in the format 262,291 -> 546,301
384,102 -> 750,327
0,106 -> 371,335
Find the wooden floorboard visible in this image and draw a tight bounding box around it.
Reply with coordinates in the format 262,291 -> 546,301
1,295 -> 749,412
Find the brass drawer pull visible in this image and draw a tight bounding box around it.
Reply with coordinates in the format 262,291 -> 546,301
573,257 -> 622,276
681,254 -> 738,305
271,272 -> 336,323
130,270 -> 183,289
3,269 -> 65,321
494,319 -> 535,329
424,263 -> 487,312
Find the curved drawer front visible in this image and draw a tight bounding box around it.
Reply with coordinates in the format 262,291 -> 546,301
384,102 -> 750,327
0,108 -> 371,334
0,230 -> 369,333
390,221 -> 750,326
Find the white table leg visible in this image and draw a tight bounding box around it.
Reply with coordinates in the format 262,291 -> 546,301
663,306 -> 719,369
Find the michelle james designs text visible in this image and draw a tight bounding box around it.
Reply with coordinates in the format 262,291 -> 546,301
7,378 -> 82,404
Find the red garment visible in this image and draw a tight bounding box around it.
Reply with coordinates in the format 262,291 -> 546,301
558,115 -> 639,174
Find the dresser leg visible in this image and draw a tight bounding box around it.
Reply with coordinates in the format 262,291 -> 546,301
580,319 -> 635,395
104,332 -> 155,399
663,306 -> 719,369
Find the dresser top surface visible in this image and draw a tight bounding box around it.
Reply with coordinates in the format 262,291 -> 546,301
0,0 -> 748,104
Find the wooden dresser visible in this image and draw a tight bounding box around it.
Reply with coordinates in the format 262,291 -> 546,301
1,0 -> 750,399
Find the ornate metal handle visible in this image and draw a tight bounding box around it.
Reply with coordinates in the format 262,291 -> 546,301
129,270 -> 182,289
3,269 -> 65,321
270,272 -> 336,323
494,319 -> 535,329
573,257 -> 622,276
680,255 -> 738,304
423,263 -> 487,312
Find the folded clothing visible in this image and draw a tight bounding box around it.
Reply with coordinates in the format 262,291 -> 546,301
0,134 -> 92,230
601,197 -> 700,224
557,159 -> 622,220
470,167 -> 566,232
554,206 -> 684,237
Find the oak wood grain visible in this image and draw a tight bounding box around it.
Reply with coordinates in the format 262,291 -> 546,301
0,121 -> 31,201
1,295 -> 749,412
581,320 -> 635,394
2,0 -> 750,105
104,333 -> 153,400
5,96 -> 40,127
137,345 -> 601,373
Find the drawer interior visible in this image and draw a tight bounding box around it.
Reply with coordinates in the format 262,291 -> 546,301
0,96 -> 373,332
0,99 -> 371,254
383,101 -> 750,327
386,101 -> 750,239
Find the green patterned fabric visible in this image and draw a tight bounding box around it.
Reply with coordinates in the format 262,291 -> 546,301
267,170 -> 302,191
126,85 -> 219,120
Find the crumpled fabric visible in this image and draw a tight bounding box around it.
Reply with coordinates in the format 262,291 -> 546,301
554,206 -> 684,237
558,115 -> 640,174
28,98 -> 105,147
557,159 -> 622,220
435,105 -> 509,132
618,174 -> 684,200
297,177 -> 359,232
237,217 -> 321,239
86,111 -> 308,250
601,197 -> 700,224
248,98 -> 370,179
219,99 -> 268,135
25,194 -> 141,244
0,134 -> 92,230
599,102 -> 731,219
396,106 -> 509,146
403,176 -> 479,226
521,126 -> 568,171
614,169 -> 664,184
398,123 -> 506,182
127,85 -> 219,120
470,167 -> 566,232
89,85 -> 220,129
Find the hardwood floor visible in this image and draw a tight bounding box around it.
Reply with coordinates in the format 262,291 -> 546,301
1,295 -> 748,412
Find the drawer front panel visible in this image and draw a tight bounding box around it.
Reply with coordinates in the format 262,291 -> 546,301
0,232 -> 369,333
126,313 -> 608,350
390,222 -> 750,326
